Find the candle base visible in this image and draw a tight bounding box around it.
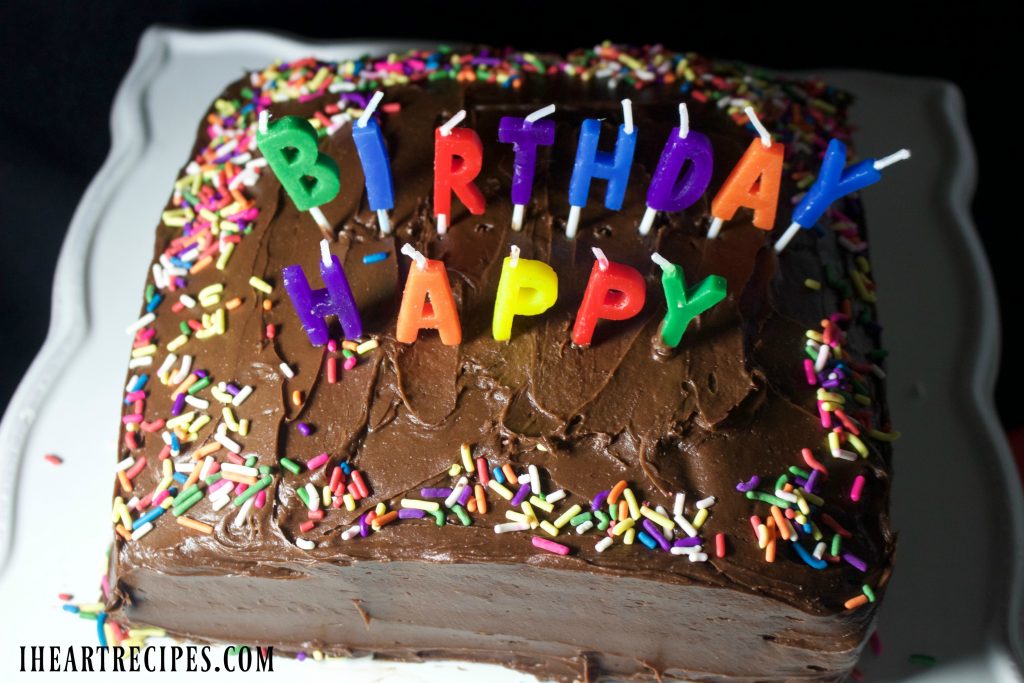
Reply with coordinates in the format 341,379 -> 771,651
638,206 -> 657,236
774,221 -> 803,253
706,216 -> 724,239
436,213 -> 448,236
565,205 -> 582,239
377,209 -> 392,235
511,204 -> 525,232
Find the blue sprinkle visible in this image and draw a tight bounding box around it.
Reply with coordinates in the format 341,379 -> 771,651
492,467 -> 505,485
97,612 -> 107,647
340,461 -> 352,474
173,472 -> 188,484
131,374 -> 149,392
132,506 -> 165,530
170,434 -> 181,451
637,531 -> 658,550
62,604 -> 80,614
146,294 -> 163,313
362,252 -> 388,265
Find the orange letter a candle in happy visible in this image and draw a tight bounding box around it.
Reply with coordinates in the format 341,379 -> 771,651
396,244 -> 462,345
708,107 -> 784,237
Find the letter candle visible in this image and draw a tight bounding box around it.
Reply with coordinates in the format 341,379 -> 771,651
571,247 -> 646,346
650,252 -> 726,348
707,107 -> 784,239
773,140 -> 911,253
491,245 -> 559,340
565,99 -> 638,239
434,110 -> 486,236
281,240 -> 363,345
352,91 -> 397,235
638,104 -> 714,235
256,111 -> 340,237
396,244 -> 462,345
497,104 -> 557,231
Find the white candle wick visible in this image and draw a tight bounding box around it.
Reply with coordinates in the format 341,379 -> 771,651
744,106 -> 772,148
439,110 -> 467,137
401,243 -> 427,270
319,239 -> 332,267
650,251 -> 674,274
525,104 -> 556,124
621,99 -> 634,135
592,246 -> 610,271
678,103 -> 689,139
874,148 -> 911,171
358,90 -> 384,128
510,245 -> 521,268
258,109 -> 270,135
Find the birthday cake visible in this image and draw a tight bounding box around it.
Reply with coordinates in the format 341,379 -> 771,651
104,43 -> 900,682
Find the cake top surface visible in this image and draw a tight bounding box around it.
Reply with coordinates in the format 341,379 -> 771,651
110,42 -> 895,623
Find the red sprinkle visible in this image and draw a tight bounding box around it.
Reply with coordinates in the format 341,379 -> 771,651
43,454 -> 63,466
715,533 -> 727,558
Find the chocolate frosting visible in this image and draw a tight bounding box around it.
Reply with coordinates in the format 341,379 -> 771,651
107,47 -> 895,682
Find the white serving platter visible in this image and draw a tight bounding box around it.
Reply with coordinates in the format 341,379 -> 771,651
1,26 -> 1021,682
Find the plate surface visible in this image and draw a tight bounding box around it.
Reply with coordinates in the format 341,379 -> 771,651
1,27 -> 1021,682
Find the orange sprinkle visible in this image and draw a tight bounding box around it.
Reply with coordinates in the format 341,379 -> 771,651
342,341 -> 359,352
608,480 -> 628,504
172,374 -> 198,398
501,464 -> 518,486
192,442 -> 222,460
189,256 -> 214,274
117,470 -> 133,494
291,390 -> 303,407
371,511 -> 398,530
114,523 -> 133,542
474,484 -> 487,514
177,516 -> 213,534
770,506 -> 790,540
618,499 -> 629,521
466,497 -> 477,513
766,539 -> 777,563
844,594 -> 869,610
262,299 -> 273,311
225,297 -> 243,311
220,472 -> 257,485
182,467 -> 202,490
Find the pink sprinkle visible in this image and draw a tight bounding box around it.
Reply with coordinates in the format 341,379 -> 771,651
343,356 -> 357,371
58,593 -> 73,601
125,456 -> 147,479
818,403 -> 832,429
153,489 -> 172,506
43,454 -> 63,466
803,359 -> 817,385
531,536 -> 570,556
208,478 -> 233,496
850,475 -> 866,502
381,102 -> 402,113
100,574 -> 111,600
307,453 -> 329,470
255,489 -> 267,508
327,339 -> 337,352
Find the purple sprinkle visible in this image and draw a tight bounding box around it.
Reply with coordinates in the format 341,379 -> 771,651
842,552 -> 867,572
821,379 -> 842,389
398,509 -> 426,519
195,369 -> 208,379
359,513 -> 370,538
297,422 -> 313,436
793,476 -> 809,488
591,490 -> 610,512
806,469 -> 820,494
642,519 -> 671,551
296,652 -> 306,662
420,487 -> 452,499
457,485 -> 473,506
511,483 -> 532,506
673,536 -> 702,548
736,476 -> 760,493
171,393 -> 186,417
225,383 -> 241,396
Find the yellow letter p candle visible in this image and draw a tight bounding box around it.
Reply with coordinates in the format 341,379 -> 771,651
492,246 -> 558,341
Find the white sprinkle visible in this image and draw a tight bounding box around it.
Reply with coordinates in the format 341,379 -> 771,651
494,522 -> 531,534
575,520 -> 594,534
341,525 -> 361,540
296,538 -> 315,551
279,363 -> 295,379
305,483 -> 320,511
545,489 -> 567,504
231,385 -> 253,407
184,395 -> 209,410
445,477 -> 469,508
670,545 -> 704,556
115,456 -> 135,472
675,514 -> 698,538
211,495 -> 232,512
179,294 -> 197,309
126,496 -> 140,511
695,496 -> 716,510
132,522 -> 154,540
214,432 -> 242,454
156,354 -> 177,379
688,552 -> 709,562
673,492 -> 686,518
813,542 -> 827,560
171,355 -> 192,385
199,456 -> 216,480
831,449 -> 858,461
128,357 -> 153,369
774,490 -> 799,503
126,312 -> 156,335
174,462 -> 195,473
814,343 -> 832,372
595,536 -> 615,553
233,497 -> 255,527
221,463 -> 259,477
528,465 -> 541,495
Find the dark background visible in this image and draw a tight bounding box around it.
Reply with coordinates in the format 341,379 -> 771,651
0,2 -> 1019,435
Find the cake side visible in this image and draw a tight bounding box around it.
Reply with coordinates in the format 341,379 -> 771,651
105,45 -> 896,682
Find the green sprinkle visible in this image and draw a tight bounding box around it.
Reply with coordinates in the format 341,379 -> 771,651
280,457 -> 301,475
570,512 -> 593,526
788,466 -> 810,478
204,473 -> 222,486
908,654 -> 936,667
296,486 -> 310,507
342,349 -> 354,359
608,502 -> 617,520
594,509 -> 610,531
232,475 -> 273,506
178,483 -> 201,500
172,489 -> 204,517
187,377 -> 211,395
258,465 -> 272,475
244,455 -> 258,468
774,474 -> 789,491
830,534 -> 842,557
451,504 -> 472,526
430,509 -> 445,526
862,584 -> 876,603
78,612 -> 99,621
179,321 -> 192,336
745,491 -> 792,508
144,283 -> 155,303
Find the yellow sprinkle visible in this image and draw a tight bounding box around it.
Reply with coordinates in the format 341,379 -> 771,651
505,510 -> 529,524
401,498 -> 440,512
460,443 -> 474,473
868,428 -> 901,442
757,524 -> 769,549
639,506 -> 674,533
847,433 -> 870,458
130,344 -> 157,359
828,431 -> 841,451
800,489 -> 825,506
216,242 -> 235,270
356,339 -> 379,355
222,407 -> 239,431
487,480 -> 514,501
855,256 -> 871,273
448,463 -> 462,477
540,520 -> 560,537
794,490 -> 811,515
322,486 -> 331,507
374,502 -> 386,516
167,334 -> 189,352
187,414 -> 211,434
623,488 -> 640,520
854,393 -> 872,406
806,330 -> 824,343
553,504 -> 583,529
611,518 -> 635,536
817,389 -> 845,403
811,522 -> 824,542
343,493 -> 356,511
248,276 -> 273,294
238,419 -> 250,437
804,278 -> 822,290
692,508 -> 709,530
164,411 -> 195,430
623,527 -> 636,545
520,501 -> 538,525
529,495 -> 554,514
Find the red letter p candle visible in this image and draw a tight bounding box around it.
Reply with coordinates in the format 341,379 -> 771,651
571,247 -> 646,346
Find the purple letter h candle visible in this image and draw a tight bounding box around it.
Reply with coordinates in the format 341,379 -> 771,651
282,246 -> 363,345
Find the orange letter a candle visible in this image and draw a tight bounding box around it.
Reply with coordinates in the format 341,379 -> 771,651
396,244 -> 462,345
